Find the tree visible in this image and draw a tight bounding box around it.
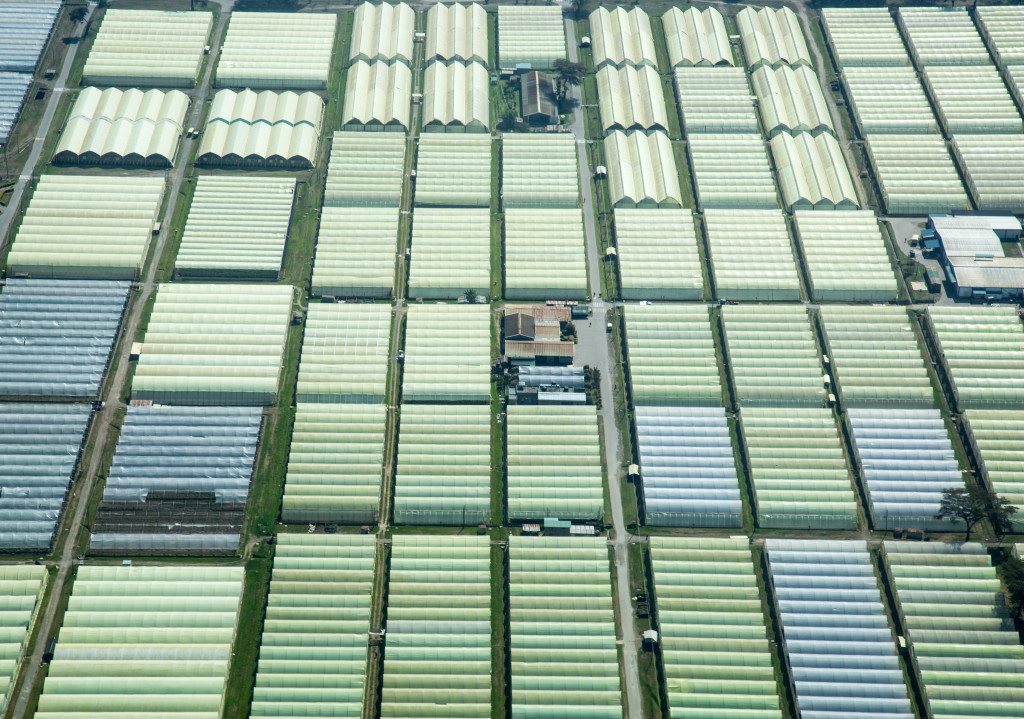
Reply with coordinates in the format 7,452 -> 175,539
463,289 -> 479,303
552,59 -> 584,111
935,485 -> 1017,541
1000,556 -> 1024,617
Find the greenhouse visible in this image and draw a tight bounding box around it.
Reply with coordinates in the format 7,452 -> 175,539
7,174 -> 164,280
0,404 -> 91,552
1003,64 -> 1024,113
342,60 -> 412,131
508,537 -> 620,718
381,536 -> 490,718
604,130 -> 681,208
742,408 -> 857,529
55,87 -> 188,168
504,208 -> 588,300
0,279 -> 129,400
323,131 -> 405,207
864,135 -> 971,215
705,208 -> 801,301
408,207 -> 491,299
507,405 -> 603,522
821,7 -> 912,69
722,304 -> 825,407
497,5 -> 566,71
750,65 -> 834,137
818,305 -> 933,407
0,72 -> 32,146
649,537 -> 783,718
296,303 -> 390,403
589,7 -> 656,69
0,1 -> 60,73
35,564 -> 243,718
415,133 -> 491,207
282,403 -> 385,524
613,208 -> 703,300
401,303 -> 491,403
623,303 -> 720,405
89,406 -> 262,554
500,133 -> 579,209
132,283 -> 293,406
841,66 -> 939,135
596,64 -> 669,133
661,7 -> 733,68
927,306 -> 1024,409
687,133 -> 778,210
769,131 -> 859,211
198,89 -> 324,169
794,210 -> 898,302
964,410 -> 1024,528
216,12 -> 336,89
422,60 -> 489,132
846,408 -> 963,531
313,207 -> 400,299
976,5 -> 1024,68
250,534 -> 375,719
672,67 -> 760,134
766,539 -> 914,718
897,7 -> 991,67
736,6 -> 811,70
176,176 -> 295,280
82,9 -> 213,87
951,134 -> 1024,212
922,66 -> 1023,135
0,565 -> 45,715
426,2 -> 487,65
636,407 -> 741,528
883,541 -> 1024,719
350,1 -> 414,65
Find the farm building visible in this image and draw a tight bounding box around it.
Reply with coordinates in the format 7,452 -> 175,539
296,303 -> 390,403
793,210 -> 898,301
504,208 -> 588,300
7,174 -> 164,280
421,60 -> 489,132
323,132 -> 405,207
687,133 -> 778,209
897,7 -> 991,67
0,1 -> 60,73
216,12 -> 336,89
921,66 -> 1023,135
132,283 -> 293,406
82,10 -> 213,87
589,7 -> 656,69
401,303 -> 491,403
821,7 -> 912,69
750,65 -> 833,137
603,130 -> 681,208
661,7 -> 732,68
964,410 -> 1024,528
864,135 -> 971,215
497,5 -> 566,71
0,565 -> 46,714
951,134 -> 1024,212
408,207 -> 490,299
501,133 -> 579,209
736,6 -> 811,70
596,64 -> 669,133
55,87 -> 188,168
704,209 -> 801,301
769,132 -> 859,211
0,72 -> 32,146
198,89 -> 324,169
614,209 -> 703,300
342,60 -> 412,131
350,1 -> 414,65
425,2 -> 486,65
519,70 -> 558,125
841,67 -> 939,135
415,133 -> 491,207
976,5 -> 1024,67
673,67 -> 760,134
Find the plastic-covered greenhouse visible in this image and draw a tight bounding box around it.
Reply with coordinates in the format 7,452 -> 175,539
750,65 -> 833,137
350,1 -> 414,65
0,279 -> 130,399
507,405 -> 603,522
409,207 -> 490,299
821,8 -> 912,69
501,133 -> 579,209
687,133 -> 778,210
504,208 -> 588,300
883,541 -> 1024,719
35,564 -> 244,718
596,64 -> 668,133
636,407 -> 741,528
743,409 -> 857,529
0,404 -> 91,552
216,12 -> 336,89
897,7 -> 991,67
401,303 -> 491,403
951,134 -> 1024,212
766,539 -> 914,718
624,303 -> 720,405
132,283 -> 293,406
394,404 -> 490,525
323,132 -> 405,207
508,537 -> 620,717
297,303 -> 390,403
0,1 -> 60,73
706,209 -> 801,301
497,5 -> 566,70
673,67 -> 760,134
250,534 -> 375,718
976,5 -> 1024,68
818,305 -> 933,407
769,131 -> 859,211
589,7 -> 655,70
1004,65 -> 1024,116
922,66 -> 1023,135
0,565 -> 46,714
649,537 -> 783,718
282,403 -> 385,524
847,408 -> 963,531
381,535 -> 490,718
176,176 -> 295,280
927,306 -> 1024,409
422,60 -> 489,133
964,409 -> 1024,529
342,60 -> 412,131
865,135 -> 971,215
840,66 -> 939,135
736,6 -> 810,70
7,174 -> 164,280
661,7 -> 733,68
415,133 -> 491,207
603,129 -> 682,208
722,304 -> 825,407
426,2 -> 486,65
0,73 -> 32,146
614,209 -> 703,300
794,210 -> 897,302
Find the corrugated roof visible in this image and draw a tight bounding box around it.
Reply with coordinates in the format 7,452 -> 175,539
614,208 -> 703,300
770,131 -> 859,211
897,6 -> 991,67
750,64 -> 833,137
414,133 -> 490,207
401,302 -> 490,403
705,208 -> 800,301
795,210 -> 898,302
426,2 -> 487,64
312,207 -> 399,298
297,303 -> 390,403
0,1 -> 61,73
661,7 -> 732,68
0,566 -> 47,708
951,134 -> 1024,212
976,5 -> 1024,67
324,131 -> 406,207
922,65 -> 1023,135
688,133 -> 778,209
501,133 -> 579,209
821,7 -> 911,68
841,66 -> 939,135
342,60 -> 412,131
350,1 -> 414,64
505,208 -> 587,300
865,134 -> 970,215
408,207 -> 490,299
422,60 -> 489,131
216,12 -> 337,89
588,6 -> 657,69
604,129 -> 682,208
0,71 -> 32,145
673,67 -> 759,134
965,409 -> 1024,526
736,6 -> 811,69
596,64 -> 668,133
497,5 -> 566,70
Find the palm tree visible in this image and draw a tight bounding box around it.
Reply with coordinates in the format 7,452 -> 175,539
552,59 -> 585,112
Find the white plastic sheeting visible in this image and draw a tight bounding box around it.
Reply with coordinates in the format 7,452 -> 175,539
688,133 -> 778,209
342,60 -> 412,131
614,209 -> 703,300
673,67 -> 760,134
0,72 -> 32,145
0,1 -> 60,73
216,12 -> 337,89
705,209 -> 800,302
951,134 -> 1024,213
822,7 -> 912,69
865,135 -> 971,215
794,210 -> 898,302
662,7 -> 732,68
897,7 -> 991,67
588,7 -> 657,69
351,1 -> 414,64
841,67 -> 939,135
770,132 -> 859,211
736,7 -> 811,69
603,129 -> 682,208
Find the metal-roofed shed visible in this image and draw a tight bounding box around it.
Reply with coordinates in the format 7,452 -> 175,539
705,208 -> 801,301
426,2 -> 487,65
673,67 -> 760,134
498,5 -> 566,71
588,7 -> 657,69
501,133 -> 579,209
342,60 -> 412,131
662,7 -> 732,68
865,135 -> 971,215
504,208 -> 587,300
216,12 -> 337,89
736,6 -> 811,70
821,7 -> 912,69
401,303 -> 491,403
408,207 -> 490,299
297,303 -> 390,403
350,1 -> 414,65
794,210 -> 897,302
415,133 -> 491,207
687,133 -> 778,209
613,208 -> 703,300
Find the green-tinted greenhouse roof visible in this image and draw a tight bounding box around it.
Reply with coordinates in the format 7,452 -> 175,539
497,5 -> 566,70
822,7 -> 912,69
704,209 -> 800,302
296,302 -> 391,403
0,565 -> 46,716
312,207 -> 399,299
415,133 -> 491,207
401,303 -> 491,403
673,67 -> 759,134
964,409 -> 1024,529
841,66 -> 939,135
614,208 -> 703,301
501,133 -> 580,209
408,208 -> 490,300
688,133 -> 778,210
504,209 -> 588,301
794,210 -> 898,302
324,131 -> 406,208
865,135 -> 971,215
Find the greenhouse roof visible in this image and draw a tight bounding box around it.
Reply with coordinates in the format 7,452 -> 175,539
401,303 -> 491,403
596,64 -> 669,133
497,5 -> 566,70
0,72 -> 32,146
342,60 -> 412,131
951,133 -> 1024,213
283,403 -> 385,524
1001,65 -> 1024,126
687,132 -> 778,210
821,7 -> 912,68
662,7 -> 733,68
133,283 -> 293,406
897,7 -> 991,67
965,410 -> 1024,527
922,65 -> 1023,135
216,12 -> 336,89
0,1 -> 60,73
297,303 -> 390,403
350,1 -> 414,65
0,279 -> 129,399
636,407 -> 740,528
865,134 -> 970,215
312,207 -> 399,299
408,207 -> 490,299
504,208 -> 588,300
7,174 -> 164,280
426,2 -> 487,65
0,565 -> 47,712
422,60 -> 489,132
750,64 -> 833,137
588,7 -> 657,69
705,208 -> 800,301
324,131 -> 406,207
976,5 -> 1024,67
794,210 -> 897,302
841,66 -> 938,135
82,9 -> 213,87
673,67 -> 760,135
769,131 -> 859,211
604,129 -> 682,208
614,208 -> 703,300
624,303 -> 720,405
501,133 -> 579,209
0,404 -> 91,552
736,6 -> 811,70
176,175 -> 295,280
415,133 -> 491,207
250,534 -> 375,718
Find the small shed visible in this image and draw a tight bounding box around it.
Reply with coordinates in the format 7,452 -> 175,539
504,312 -> 536,340
521,71 -> 558,125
